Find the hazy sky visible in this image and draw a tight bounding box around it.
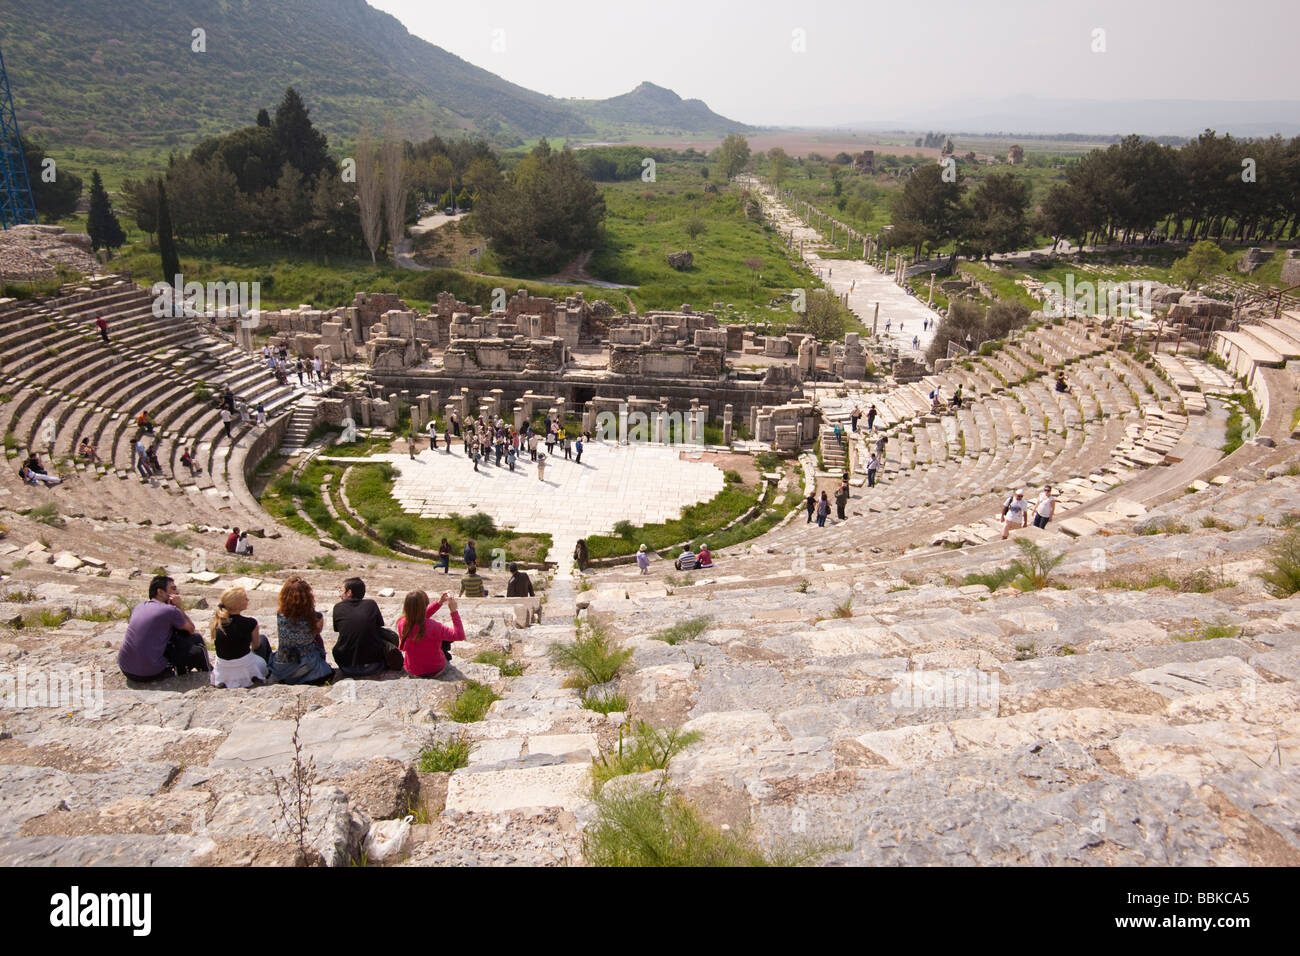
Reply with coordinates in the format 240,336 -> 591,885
369,0 -> 1300,126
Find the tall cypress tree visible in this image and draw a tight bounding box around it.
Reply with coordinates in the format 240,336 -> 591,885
156,179 -> 181,282
86,170 -> 126,252
273,87 -> 334,185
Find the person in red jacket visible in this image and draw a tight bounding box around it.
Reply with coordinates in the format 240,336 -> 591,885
397,590 -> 464,678
225,527 -> 240,553
95,315 -> 109,343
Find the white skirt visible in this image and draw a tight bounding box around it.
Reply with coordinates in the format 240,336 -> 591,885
212,651 -> 269,689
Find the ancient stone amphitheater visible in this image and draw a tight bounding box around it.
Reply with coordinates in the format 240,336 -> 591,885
1,274 -> 1298,866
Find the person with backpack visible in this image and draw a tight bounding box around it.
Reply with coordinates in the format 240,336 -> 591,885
816,492 -> 831,527
866,405 -> 878,432
1000,489 -> 1030,540
835,477 -> 850,520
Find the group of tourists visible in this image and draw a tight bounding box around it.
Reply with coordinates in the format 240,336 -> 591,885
430,412 -> 588,481
262,344 -> 330,391
117,573 -> 482,689
848,405 -> 879,433
1000,485 -> 1058,538
224,526 -> 256,556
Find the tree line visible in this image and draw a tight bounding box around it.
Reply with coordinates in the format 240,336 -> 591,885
886,131 -> 1300,261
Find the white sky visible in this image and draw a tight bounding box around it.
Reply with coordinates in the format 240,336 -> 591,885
369,0 -> 1300,126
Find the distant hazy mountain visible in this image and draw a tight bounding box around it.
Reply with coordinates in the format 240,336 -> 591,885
565,82 -> 751,136
847,95 -> 1300,138
1,0 -> 747,154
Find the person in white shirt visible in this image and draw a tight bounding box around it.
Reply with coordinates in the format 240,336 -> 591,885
1033,486 -> 1057,529
1001,488 -> 1030,539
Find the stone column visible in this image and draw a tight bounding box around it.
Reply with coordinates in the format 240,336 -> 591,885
652,404 -> 665,444
444,403 -> 456,431
884,251 -> 890,273
410,404 -> 421,433
618,403 -> 629,444
360,400 -> 372,427
873,302 -> 880,336
928,273 -> 936,307
489,388 -> 505,418
723,403 -> 734,444
459,388 -> 471,420
582,405 -> 596,433
689,399 -> 701,443
514,403 -> 525,430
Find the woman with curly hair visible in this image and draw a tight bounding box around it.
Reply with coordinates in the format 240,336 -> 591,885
269,575 -> 334,685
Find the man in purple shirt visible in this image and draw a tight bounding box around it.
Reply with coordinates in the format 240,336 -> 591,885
118,575 -> 210,681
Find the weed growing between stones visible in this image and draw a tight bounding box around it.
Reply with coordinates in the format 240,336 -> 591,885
153,530 -> 191,549
1003,538 -> 1066,590
1137,517 -> 1190,535
309,554 -> 346,570
582,785 -> 832,867
1258,528 -> 1300,598
549,620 -> 632,691
651,616 -> 712,645
581,691 -> 628,714
267,699 -> 320,866
591,722 -> 703,792
963,566 -> 1019,591
446,681 -> 501,723
25,503 -> 61,526
794,579 -> 810,593
472,650 -> 524,677
417,735 -> 473,772
1201,516 -> 1234,531
1014,643 -> 1036,661
1172,616 -> 1243,643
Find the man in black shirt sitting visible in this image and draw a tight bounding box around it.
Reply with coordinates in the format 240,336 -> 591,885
332,577 -> 402,677
505,563 -> 535,597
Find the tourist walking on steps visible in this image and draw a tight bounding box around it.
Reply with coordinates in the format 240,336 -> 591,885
816,491 -> 831,527
835,478 -> 850,520
210,585 -> 270,689
866,405 -> 877,432
866,452 -> 880,488
269,576 -> 333,686
398,590 -> 464,679
95,315 -> 109,343
575,436 -> 584,463
1000,488 -> 1030,540
438,538 -> 451,573
134,437 -> 151,481
574,539 -> 590,572
1033,486 -> 1057,530
529,432 -> 540,461
463,539 -> 477,570
806,491 -> 816,522
221,407 -> 233,438
295,359 -> 305,386
118,574 -> 210,682
850,406 -> 861,432
333,576 -> 404,677
637,543 -> 650,574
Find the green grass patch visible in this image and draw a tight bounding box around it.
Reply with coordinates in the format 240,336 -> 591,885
445,681 -> 501,723
1221,390 -> 1261,454
308,554 -> 346,570
416,736 -> 474,773
582,690 -> 629,714
472,650 -> 524,677
582,785 -> 833,867
24,503 -> 61,526
585,478 -> 771,560
1172,616 -> 1243,642
153,530 -> 192,549
651,616 -> 712,645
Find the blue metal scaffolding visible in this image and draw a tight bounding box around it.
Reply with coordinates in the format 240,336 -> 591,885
0,41 -> 37,228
